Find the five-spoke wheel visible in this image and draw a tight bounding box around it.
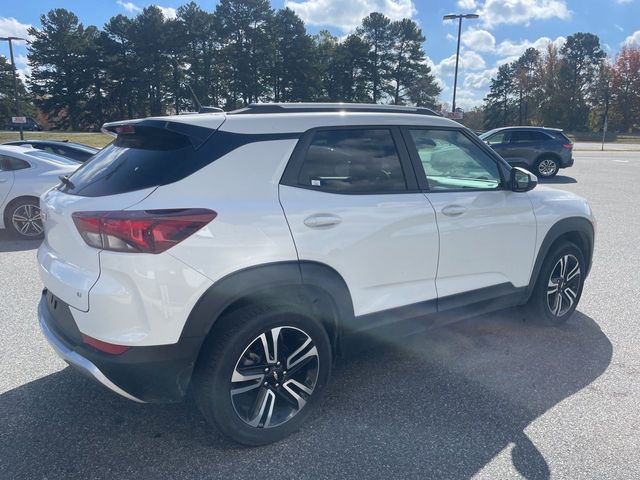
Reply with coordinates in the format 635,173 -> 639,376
194,305 -> 331,445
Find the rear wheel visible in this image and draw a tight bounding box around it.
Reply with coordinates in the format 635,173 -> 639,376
535,157 -> 559,178
5,198 -> 44,240
524,241 -> 585,325
193,305 -> 332,445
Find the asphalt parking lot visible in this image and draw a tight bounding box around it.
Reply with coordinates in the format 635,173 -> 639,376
1,149 -> 639,479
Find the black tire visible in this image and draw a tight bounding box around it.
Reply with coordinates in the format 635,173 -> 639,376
535,156 -> 559,178
193,304 -> 332,446
524,241 -> 585,325
5,198 -> 44,240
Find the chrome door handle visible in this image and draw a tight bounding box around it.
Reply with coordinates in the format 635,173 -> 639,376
304,214 -> 342,229
442,205 -> 467,217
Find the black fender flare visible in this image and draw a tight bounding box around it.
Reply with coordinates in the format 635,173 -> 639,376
180,261 -> 355,345
525,216 -> 594,300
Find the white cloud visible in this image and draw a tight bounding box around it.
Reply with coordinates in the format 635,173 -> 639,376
461,28 -> 496,52
623,30 -> 640,46
14,54 -> 28,67
157,6 -> 177,19
116,1 -> 142,13
436,50 -> 487,75
615,0 -> 633,4
496,36 -> 566,57
615,24 -> 624,32
456,0 -> 478,8
480,0 -> 570,28
284,0 -> 416,32
0,17 -> 31,42
463,68 -> 497,89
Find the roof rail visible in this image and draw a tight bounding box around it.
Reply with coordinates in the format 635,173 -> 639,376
229,103 -> 441,117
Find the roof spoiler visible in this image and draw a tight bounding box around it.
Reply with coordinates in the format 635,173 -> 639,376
101,119 -> 217,149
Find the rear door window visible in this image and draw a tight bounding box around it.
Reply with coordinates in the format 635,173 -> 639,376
297,129 -> 407,193
0,155 -> 30,171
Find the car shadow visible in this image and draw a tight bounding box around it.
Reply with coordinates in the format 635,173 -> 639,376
539,175 -> 577,184
0,310 -> 611,479
0,231 -> 41,252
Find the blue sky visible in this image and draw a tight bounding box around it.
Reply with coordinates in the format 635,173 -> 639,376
1,0 -> 639,109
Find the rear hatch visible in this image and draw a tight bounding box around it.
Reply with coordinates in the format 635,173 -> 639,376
38,117 -> 225,311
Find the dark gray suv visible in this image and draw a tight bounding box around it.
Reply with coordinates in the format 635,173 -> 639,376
479,127 -> 574,178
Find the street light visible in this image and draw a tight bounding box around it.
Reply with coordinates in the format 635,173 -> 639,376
0,36 -> 27,140
443,13 -> 479,114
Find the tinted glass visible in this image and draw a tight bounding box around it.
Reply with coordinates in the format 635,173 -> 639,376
26,151 -> 79,166
408,129 -> 502,191
484,131 -> 508,145
510,131 -> 551,143
298,129 -> 406,193
60,127 -> 199,197
0,155 -> 30,171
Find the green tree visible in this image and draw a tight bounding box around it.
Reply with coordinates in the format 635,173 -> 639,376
271,8 -> 317,102
610,46 -> 640,132
559,33 -> 606,130
28,9 -> 98,129
0,55 -> 33,122
483,63 -> 516,129
357,12 -> 394,103
388,18 -> 439,106
215,0 -> 274,107
514,47 -> 542,125
324,34 -> 370,102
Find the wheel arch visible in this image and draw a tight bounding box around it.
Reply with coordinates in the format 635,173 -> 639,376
525,216 -> 594,301
182,261 -> 355,360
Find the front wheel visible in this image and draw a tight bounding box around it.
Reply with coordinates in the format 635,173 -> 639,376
524,241 -> 585,325
193,305 -> 332,445
535,157 -> 559,178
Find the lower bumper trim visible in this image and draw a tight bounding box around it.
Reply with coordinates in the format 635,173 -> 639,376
38,301 -> 145,403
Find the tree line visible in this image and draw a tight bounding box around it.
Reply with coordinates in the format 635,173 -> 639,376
481,33 -> 640,133
14,1 -> 439,131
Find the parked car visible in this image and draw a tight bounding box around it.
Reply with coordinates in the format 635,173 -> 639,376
479,126 -> 574,178
4,140 -> 99,162
37,103 -> 595,446
5,117 -> 43,131
0,145 -> 79,239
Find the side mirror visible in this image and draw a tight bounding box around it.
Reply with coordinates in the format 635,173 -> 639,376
510,167 -> 538,192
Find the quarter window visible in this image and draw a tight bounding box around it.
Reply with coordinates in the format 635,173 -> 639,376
0,155 -> 30,171
297,129 -> 407,193
408,129 -> 502,191
510,131 -> 550,143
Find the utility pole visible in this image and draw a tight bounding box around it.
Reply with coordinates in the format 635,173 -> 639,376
443,13 -> 479,113
1,36 -> 26,140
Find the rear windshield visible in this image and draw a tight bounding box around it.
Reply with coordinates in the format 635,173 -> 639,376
60,127 -> 211,197
26,150 -> 80,166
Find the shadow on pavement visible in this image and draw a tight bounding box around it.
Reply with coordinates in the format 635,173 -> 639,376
539,175 -> 577,184
0,231 -> 41,253
0,310 -> 611,479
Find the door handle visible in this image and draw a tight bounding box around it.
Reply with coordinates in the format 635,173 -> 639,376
442,205 -> 467,217
304,214 -> 342,229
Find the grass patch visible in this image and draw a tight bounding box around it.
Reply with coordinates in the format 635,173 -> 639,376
0,131 -> 112,149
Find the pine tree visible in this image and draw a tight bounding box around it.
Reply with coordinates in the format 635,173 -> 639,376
357,12 -> 394,103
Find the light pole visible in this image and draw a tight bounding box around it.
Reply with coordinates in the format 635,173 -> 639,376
1,36 -> 27,140
443,13 -> 479,114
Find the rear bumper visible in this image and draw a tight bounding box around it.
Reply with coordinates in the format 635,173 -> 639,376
560,155 -> 574,168
38,290 -> 203,403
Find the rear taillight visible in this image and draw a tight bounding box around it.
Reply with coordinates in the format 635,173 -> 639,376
562,143 -> 573,150
72,209 -> 216,254
81,334 -> 130,355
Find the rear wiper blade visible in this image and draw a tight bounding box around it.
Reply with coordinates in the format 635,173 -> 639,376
59,175 -> 75,189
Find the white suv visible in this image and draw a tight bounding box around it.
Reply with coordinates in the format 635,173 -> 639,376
37,103 -> 595,445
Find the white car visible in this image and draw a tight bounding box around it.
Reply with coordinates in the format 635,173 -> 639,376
36,103 -> 595,445
0,145 -> 79,239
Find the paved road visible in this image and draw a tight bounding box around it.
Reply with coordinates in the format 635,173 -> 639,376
573,141 -> 640,151
1,151 -> 639,479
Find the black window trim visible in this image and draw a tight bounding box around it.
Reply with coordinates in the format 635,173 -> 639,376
280,125 -> 420,195
509,129 -> 554,144
0,155 -> 32,172
400,126 -> 511,193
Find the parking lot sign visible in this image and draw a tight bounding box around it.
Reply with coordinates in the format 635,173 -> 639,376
11,116 -> 27,124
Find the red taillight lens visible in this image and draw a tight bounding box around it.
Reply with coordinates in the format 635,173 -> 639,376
81,334 -> 130,355
562,143 -> 573,149
72,209 -> 216,254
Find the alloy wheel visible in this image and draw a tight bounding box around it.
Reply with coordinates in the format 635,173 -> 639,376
547,254 -> 581,317
538,159 -> 557,177
11,204 -> 43,237
230,326 -> 319,429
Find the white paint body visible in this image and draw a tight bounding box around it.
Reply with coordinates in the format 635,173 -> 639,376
0,145 -> 78,229
37,111 -> 595,347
